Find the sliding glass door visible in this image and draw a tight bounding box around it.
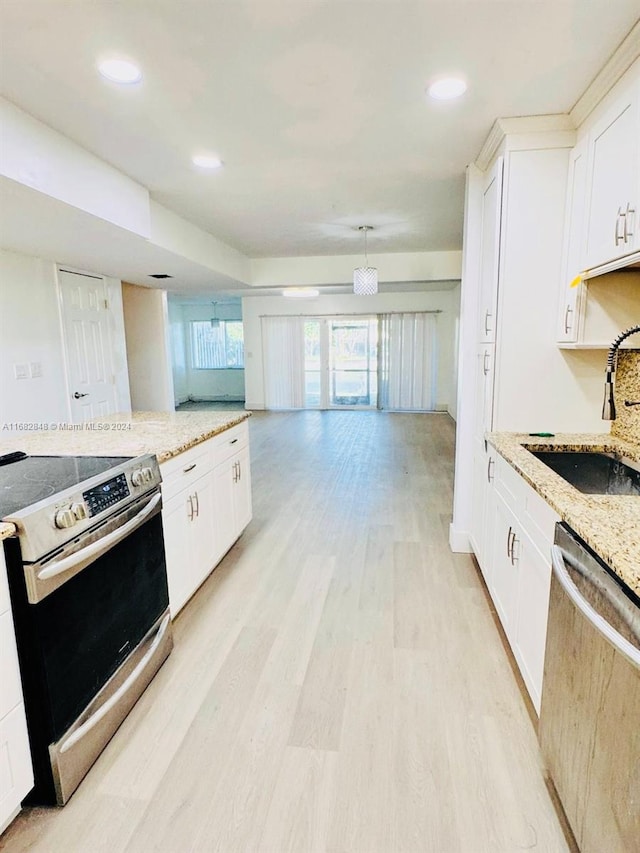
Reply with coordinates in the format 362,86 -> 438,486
303,317 -> 378,409
263,312 -> 437,411
328,319 -> 377,407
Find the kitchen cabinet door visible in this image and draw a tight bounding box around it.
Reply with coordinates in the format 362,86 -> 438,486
557,139 -> 587,343
189,472 -> 215,588
162,489 -> 195,616
0,547 -> 33,832
212,457 -> 237,563
474,343 -> 494,442
584,80 -> 640,269
512,530 -> 552,714
232,446 -> 252,535
489,492 -> 519,643
478,156 -> 504,344
470,442 -> 495,580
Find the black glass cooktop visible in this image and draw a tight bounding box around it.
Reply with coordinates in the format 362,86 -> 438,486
0,455 -> 132,518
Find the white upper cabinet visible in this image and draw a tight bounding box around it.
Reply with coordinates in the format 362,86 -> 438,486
556,139 -> 587,343
583,68 -> 640,270
477,156 -> 504,344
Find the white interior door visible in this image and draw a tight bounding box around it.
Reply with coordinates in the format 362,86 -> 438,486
58,268 -> 117,422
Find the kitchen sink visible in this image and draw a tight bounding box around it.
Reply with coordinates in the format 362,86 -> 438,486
529,451 -> 640,496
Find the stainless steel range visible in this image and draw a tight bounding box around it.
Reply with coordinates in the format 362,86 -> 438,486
0,452 -> 173,805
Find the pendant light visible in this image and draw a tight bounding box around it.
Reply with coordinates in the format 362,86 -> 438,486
353,225 -> 378,295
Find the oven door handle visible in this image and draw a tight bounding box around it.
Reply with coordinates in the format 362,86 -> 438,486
551,545 -> 640,670
58,612 -> 171,755
37,492 -> 162,583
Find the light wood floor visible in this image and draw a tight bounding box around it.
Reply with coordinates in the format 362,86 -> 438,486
1,412 -> 570,853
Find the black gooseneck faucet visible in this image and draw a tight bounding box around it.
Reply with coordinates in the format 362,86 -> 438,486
602,325 -> 640,420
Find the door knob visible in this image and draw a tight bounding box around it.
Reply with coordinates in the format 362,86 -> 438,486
73,392 -> 89,399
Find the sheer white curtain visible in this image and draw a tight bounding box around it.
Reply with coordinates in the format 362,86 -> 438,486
262,316 -> 306,409
378,312 -> 439,411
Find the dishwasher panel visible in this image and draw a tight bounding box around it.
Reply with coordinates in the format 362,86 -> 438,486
539,523 -> 640,853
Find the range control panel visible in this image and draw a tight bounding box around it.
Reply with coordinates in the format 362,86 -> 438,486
83,473 -> 131,517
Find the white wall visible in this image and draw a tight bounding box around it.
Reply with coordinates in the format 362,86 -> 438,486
241,289 -> 460,411
168,300 -> 188,405
0,99 -> 150,237
0,248 -> 131,428
0,249 -> 69,426
122,284 -> 175,412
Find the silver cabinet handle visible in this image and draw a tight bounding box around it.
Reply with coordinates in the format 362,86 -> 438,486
484,310 -> 492,336
58,613 -> 171,754
624,202 -> 635,242
507,526 -> 514,559
183,463 -> 196,473
615,207 -> 625,245
483,351 -> 490,376
37,493 -> 162,584
233,461 -> 239,483
510,533 -> 519,565
73,392 -> 89,399
193,491 -> 199,518
551,546 -> 640,670
563,304 -> 573,335
187,494 -> 194,521
237,461 -> 241,482
487,456 -> 494,483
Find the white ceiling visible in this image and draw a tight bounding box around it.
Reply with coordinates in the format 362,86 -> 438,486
0,1 -> 639,261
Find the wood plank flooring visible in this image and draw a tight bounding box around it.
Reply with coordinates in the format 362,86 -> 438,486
0,411 -> 570,853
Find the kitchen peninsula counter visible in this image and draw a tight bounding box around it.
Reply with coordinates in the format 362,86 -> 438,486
0,411 -> 251,541
0,411 -> 251,463
488,432 -> 640,596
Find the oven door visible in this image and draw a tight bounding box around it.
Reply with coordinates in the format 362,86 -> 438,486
8,491 -> 172,804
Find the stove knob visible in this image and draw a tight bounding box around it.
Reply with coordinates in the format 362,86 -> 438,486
131,470 -> 145,487
54,507 -> 76,529
70,502 -> 87,521
142,467 -> 154,483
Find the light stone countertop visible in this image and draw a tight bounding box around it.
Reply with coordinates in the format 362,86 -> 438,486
487,432 -> 640,596
0,410 -> 251,541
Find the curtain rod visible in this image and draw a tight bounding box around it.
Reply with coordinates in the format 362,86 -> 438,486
258,310 -> 443,318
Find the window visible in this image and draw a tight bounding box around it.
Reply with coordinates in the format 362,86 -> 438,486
190,320 -> 244,369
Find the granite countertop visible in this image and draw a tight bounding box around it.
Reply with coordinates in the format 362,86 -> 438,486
487,432 -> 640,596
0,410 -> 251,541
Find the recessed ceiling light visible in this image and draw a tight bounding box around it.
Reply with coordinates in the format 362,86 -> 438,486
282,288 -> 320,298
98,58 -> 143,85
427,76 -> 467,100
192,154 -> 223,170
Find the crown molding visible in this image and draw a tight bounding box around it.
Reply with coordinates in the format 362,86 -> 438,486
570,19 -> 640,127
476,115 -> 574,171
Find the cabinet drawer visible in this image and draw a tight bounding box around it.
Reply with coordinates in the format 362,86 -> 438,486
494,453 -> 523,507
210,421 -> 249,466
522,487 -> 559,559
160,443 -> 212,503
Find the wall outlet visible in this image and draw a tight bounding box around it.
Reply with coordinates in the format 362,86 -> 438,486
14,363 -> 29,380
29,361 -> 43,378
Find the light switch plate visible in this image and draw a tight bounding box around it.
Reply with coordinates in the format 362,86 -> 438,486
29,362 -> 43,378
14,363 -> 29,380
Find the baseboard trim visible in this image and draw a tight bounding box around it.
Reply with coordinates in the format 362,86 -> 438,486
449,524 -> 472,553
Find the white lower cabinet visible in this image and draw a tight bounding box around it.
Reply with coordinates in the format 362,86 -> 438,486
162,471 -> 215,616
475,452 -> 559,714
0,546 -> 33,832
161,421 -> 252,618
512,529 -> 552,713
490,492 -> 519,639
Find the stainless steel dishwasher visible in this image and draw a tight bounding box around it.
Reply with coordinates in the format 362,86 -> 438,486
539,523 -> 640,853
